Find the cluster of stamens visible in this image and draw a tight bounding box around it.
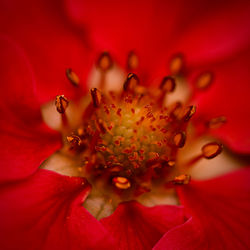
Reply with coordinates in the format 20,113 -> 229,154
55,52 -> 224,197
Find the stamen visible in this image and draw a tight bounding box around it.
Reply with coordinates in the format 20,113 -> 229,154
173,132 -> 186,148
169,54 -> 184,75
196,72 -> 213,90
181,105 -> 196,122
112,177 -> 131,189
160,76 -> 176,93
67,135 -> 81,146
66,68 -> 80,87
206,116 -> 227,129
172,174 -> 191,185
55,95 -> 69,114
202,142 -> 223,159
127,51 -> 139,70
123,73 -> 140,92
90,88 -> 102,108
97,52 -> 113,72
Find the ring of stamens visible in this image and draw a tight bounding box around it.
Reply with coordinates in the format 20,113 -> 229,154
54,52 -> 224,197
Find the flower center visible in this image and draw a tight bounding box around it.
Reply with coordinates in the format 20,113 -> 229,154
50,52 -> 224,200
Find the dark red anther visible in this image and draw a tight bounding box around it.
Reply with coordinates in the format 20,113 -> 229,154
160,76 -> 176,92
173,132 -> 186,148
90,88 -> 102,108
66,68 -> 80,87
202,142 -> 223,159
181,105 -> 196,122
172,174 -> 191,185
196,72 -> 214,90
97,51 -> 113,71
112,177 -> 131,189
127,51 -> 139,70
123,73 -> 139,92
55,95 -> 69,114
169,53 -> 185,75
67,135 -> 81,146
206,116 -> 227,129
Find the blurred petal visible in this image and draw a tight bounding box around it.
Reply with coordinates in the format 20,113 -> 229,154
101,201 -> 186,250
155,168 -> 250,249
65,0 -> 250,81
172,1 -> 250,68
193,48 -> 250,153
0,36 -> 61,182
0,169 -> 114,250
0,0 -> 93,103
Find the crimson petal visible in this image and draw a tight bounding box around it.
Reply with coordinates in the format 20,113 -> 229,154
101,200 -> 186,250
0,36 -> 61,182
0,0 -> 93,103
0,169 -> 114,250
65,0 -> 250,81
193,48 -> 250,153
155,168 -> 250,249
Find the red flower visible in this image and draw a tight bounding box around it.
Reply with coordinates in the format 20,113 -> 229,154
0,0 -> 250,249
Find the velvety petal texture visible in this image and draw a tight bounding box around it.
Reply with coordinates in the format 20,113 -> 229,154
101,201 -> 186,250
0,0 -> 93,103
0,169 -> 114,250
155,168 -> 250,249
0,36 -> 61,182
65,0 -> 250,80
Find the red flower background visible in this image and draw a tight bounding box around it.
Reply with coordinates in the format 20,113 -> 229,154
0,0 -> 250,249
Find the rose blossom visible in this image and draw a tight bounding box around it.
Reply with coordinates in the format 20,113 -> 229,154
0,0 -> 250,249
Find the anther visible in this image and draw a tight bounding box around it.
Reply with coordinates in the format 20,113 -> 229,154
181,105 -> 196,122
97,52 -> 113,71
196,72 -> 213,90
67,135 -> 81,146
202,142 -> 223,159
206,116 -> 227,129
173,132 -> 186,148
169,54 -> 184,75
127,51 -> 139,70
160,76 -> 176,93
172,174 -> 191,185
90,88 -> 102,108
66,68 -> 80,87
123,73 -> 139,92
112,177 -> 131,189
55,95 -> 69,114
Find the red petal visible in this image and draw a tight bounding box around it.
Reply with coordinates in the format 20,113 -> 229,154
172,1 -> 250,68
194,48 -> 250,153
155,168 -> 250,249
0,36 -> 61,182
0,169 -> 114,250
65,0 -> 250,80
101,201 -> 186,250
0,0 -> 93,103
153,218 -> 204,250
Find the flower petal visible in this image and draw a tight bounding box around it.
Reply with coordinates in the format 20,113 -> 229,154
0,0 -> 93,103
0,169 -> 114,250
193,48 -> 250,153
155,168 -> 250,249
63,0 -> 206,78
101,201 -> 186,250
65,0 -> 250,81
0,36 -> 61,182
172,0 -> 250,68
